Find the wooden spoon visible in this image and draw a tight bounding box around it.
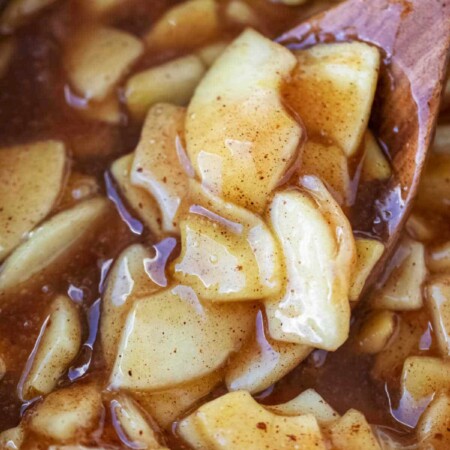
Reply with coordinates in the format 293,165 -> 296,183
279,0 -> 450,295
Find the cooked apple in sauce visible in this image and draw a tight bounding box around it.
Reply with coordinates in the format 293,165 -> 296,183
0,0 -> 449,449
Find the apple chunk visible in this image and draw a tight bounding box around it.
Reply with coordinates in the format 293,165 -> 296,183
0,140 -> 66,262
131,104 -> 189,234
109,285 -> 256,391
186,28 -> 301,213
287,42 -> 380,157
178,391 -> 326,450
265,176 -> 355,351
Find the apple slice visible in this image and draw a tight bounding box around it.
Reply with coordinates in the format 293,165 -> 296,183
361,131 -> 392,182
65,26 -> 143,101
265,176 -> 355,351
355,310 -> 397,354
0,197 -> 109,295
109,285 -> 256,391
186,28 -> 301,213
287,42 -> 380,157
21,295 -> 82,400
0,140 -> 66,262
225,312 -> 310,394
29,384 -> 102,442
101,244 -> 160,368
111,154 -> 163,238
268,389 -> 339,425
178,391 -> 326,450
130,104 -> 189,234
125,55 -> 206,120
417,394 -> 450,449
0,426 -> 24,449
144,0 -> 219,50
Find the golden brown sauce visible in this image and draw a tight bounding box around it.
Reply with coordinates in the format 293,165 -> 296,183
0,0 -> 448,448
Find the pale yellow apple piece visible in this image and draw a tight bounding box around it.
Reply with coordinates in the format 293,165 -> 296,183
427,241 -> 450,273
426,274 -> 450,356
361,131 -> 392,182
265,177 -> 356,351
144,0 -> 219,49
196,41 -> 227,67
101,244 -> 160,368
111,154 -> 163,237
0,140 -> 66,262
350,238 -> 385,301
178,415 -> 207,450
268,389 -> 339,425
356,310 -> 397,354
371,313 -> 427,384
0,0 -> 58,32
417,393 -> 450,450
186,28 -> 301,213
173,209 -> 281,302
179,391 -> 326,450
401,356 -> 450,402
371,237 -> 426,311
0,197 -> 109,294
225,1 -> 258,26
433,124 -> 450,154
78,94 -> 121,124
225,313 -> 310,394
0,38 -> 14,79
288,42 -> 380,157
65,26 -> 144,101
328,409 -> 381,450
300,140 -> 351,205
0,425 -> 24,449
405,213 -> 436,242
21,295 -> 82,400
111,394 -> 167,449
125,55 -> 206,120
135,371 -> 222,429
110,285 -> 255,391
29,384 -> 102,441
131,104 -> 188,234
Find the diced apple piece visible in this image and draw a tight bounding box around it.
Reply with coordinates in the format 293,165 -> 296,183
350,238 -> 384,301
65,26 -> 144,101
265,177 -> 355,350
29,384 -> 102,442
21,295 -> 82,400
111,154 -> 163,237
110,285 -> 255,391
186,29 -> 301,213
268,389 -> 339,425
0,38 -> 14,79
135,371 -> 222,429
196,41 -> 227,67
111,394 -> 166,449
371,312 -> 427,384
225,312 -> 310,394
101,244 -> 160,368
178,391 -> 326,450
225,1 -> 258,26
287,42 -> 380,157
144,0 -> 219,50
130,104 -> 188,234
406,213 -> 436,242
371,237 -> 426,311
125,55 -> 206,120
416,153 -> 450,216
0,426 -> 24,449
361,131 -> 392,182
0,0 -> 58,32
78,94 -> 121,124
433,124 -> 450,154
426,274 -> 450,356
417,393 -> 450,450
329,409 -> 381,450
0,140 -> 66,262
0,197 -> 109,294
173,207 -> 281,301
427,241 -> 450,273
401,356 -> 450,402
300,140 -> 351,206
356,310 -> 397,354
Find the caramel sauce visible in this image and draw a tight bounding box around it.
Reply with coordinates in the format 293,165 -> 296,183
0,1 -> 448,448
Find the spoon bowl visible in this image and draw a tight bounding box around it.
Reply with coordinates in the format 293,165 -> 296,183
279,0 -> 450,294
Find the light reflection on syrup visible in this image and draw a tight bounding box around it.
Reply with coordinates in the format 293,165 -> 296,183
144,237 -> 177,287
